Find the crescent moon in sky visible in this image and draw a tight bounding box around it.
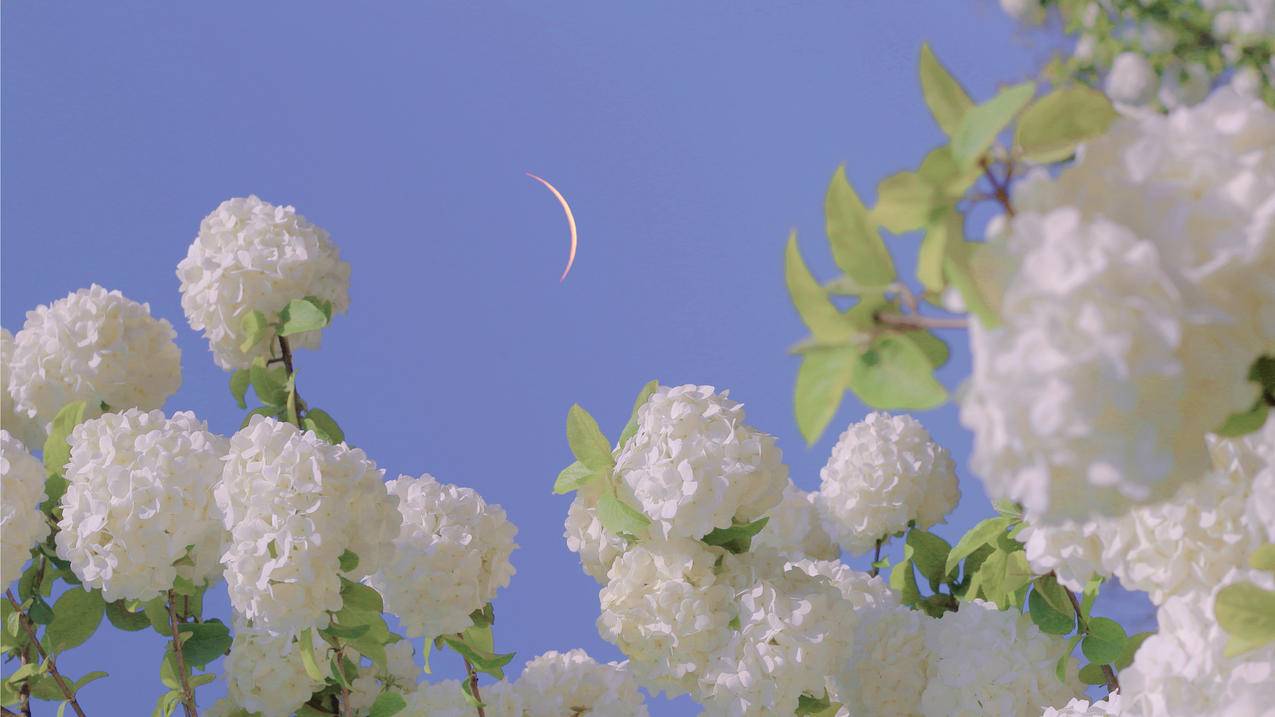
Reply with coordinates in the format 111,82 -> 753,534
526,172 -> 578,282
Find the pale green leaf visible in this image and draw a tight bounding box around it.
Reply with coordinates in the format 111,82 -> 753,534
1215,581 -> 1275,657
617,380 -> 659,449
552,461 -> 598,495
596,494 -> 651,537
43,401 -> 88,477
945,516 -> 1011,577
45,588 -> 104,654
825,166 -> 896,289
566,404 -> 615,472
846,334 -> 947,411
951,81 -> 1037,167
785,231 -> 856,342
794,345 -> 857,446
872,171 -> 937,235
278,298 -> 330,337
1014,85 -> 1117,164
918,43 -> 974,137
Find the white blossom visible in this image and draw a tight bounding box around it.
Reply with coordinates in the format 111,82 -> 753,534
785,559 -> 895,610
1105,52 -> 1158,105
176,195 -> 351,370
1042,691 -> 1123,716
9,285 -> 181,428
368,473 -> 517,640
614,384 -> 788,541
55,409 -> 227,602
597,537 -> 735,696
1121,568 -> 1275,716
831,604 -> 930,717
1,329 -> 45,450
216,415 -> 400,637
920,600 -> 1084,717
751,481 -> 838,561
816,412 -> 959,554
1019,518 -> 1110,593
515,649 -> 649,717
563,479 -> 628,583
222,627 -> 324,717
403,680 -> 521,717
1,431 -> 47,587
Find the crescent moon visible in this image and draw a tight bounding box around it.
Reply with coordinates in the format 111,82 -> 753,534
526,172 -> 578,282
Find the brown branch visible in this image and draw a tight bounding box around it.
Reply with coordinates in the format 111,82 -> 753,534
463,657 -> 487,717
1054,572 -> 1121,695
166,591 -> 199,717
870,539 -> 884,578
875,312 -> 969,331
4,706 -> 23,717
4,590 -> 88,717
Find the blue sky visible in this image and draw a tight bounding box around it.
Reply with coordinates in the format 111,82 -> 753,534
2,2 -> 1150,713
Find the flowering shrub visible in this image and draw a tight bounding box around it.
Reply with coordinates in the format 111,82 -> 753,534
2,9 -> 1274,717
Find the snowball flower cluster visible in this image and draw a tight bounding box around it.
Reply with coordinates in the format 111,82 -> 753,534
367,473 -> 517,640
216,415 -> 400,636
597,538 -> 736,696
816,412 -> 959,554
614,384 -> 788,540
751,481 -> 838,561
1121,567 -> 1275,716
177,195 -> 351,370
831,603 -> 929,717
1,431 -> 48,587
404,680 -> 521,717
1,329 -> 45,450
8,285 -> 181,427
920,600 -> 1085,717
222,627 -> 324,717
1105,52 -> 1158,105
516,649 -> 649,717
563,479 -> 629,583
1043,692 -> 1123,717
55,409 -> 228,601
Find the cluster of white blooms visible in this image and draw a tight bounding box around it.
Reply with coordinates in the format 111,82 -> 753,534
1018,518 -> 1110,593
816,412 -> 959,554
597,538 -> 736,696
563,480 -> 629,582
787,558 -> 894,609
216,415 -> 400,636
920,600 -> 1085,716
55,409 -> 228,601
367,473 -> 517,640
963,86 -> 1275,523
614,385 -> 788,540
222,627 -> 324,717
1,431 -> 48,587
1122,567 -> 1275,716
176,195 -> 352,370
751,481 -> 838,561
403,679 -> 522,717
1,329 -> 45,450
7,285 -> 181,428
348,641 -> 420,713
1043,692 -> 1123,717
831,604 -> 929,717
515,649 -> 649,717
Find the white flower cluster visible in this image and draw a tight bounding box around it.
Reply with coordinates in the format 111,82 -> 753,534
404,679 -> 522,717
564,480 -> 630,582
1042,692 -> 1123,717
367,473 -> 517,640
1,329 -> 45,450
222,627 -> 324,717
831,603 -> 929,717
1,431 -> 48,587
614,385 -> 788,540
1121,568 -> 1275,716
55,409 -> 228,602
516,649 -> 649,717
751,481 -> 838,561
962,86 -> 1275,523
177,195 -> 351,370
8,285 -> 181,428
348,641 -> 420,714
920,600 -> 1085,717
816,412 -> 959,554
216,415 -> 400,636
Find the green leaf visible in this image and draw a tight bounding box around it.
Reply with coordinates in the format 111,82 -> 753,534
596,493 -> 651,537
1251,543 -> 1275,573
888,548 -> 922,608
160,647 -> 182,689
303,408 -> 344,444
553,461 -> 599,495
903,330 -> 949,369
45,588 -> 104,654
795,691 -> 832,716
825,166 -> 896,290
1078,662 -> 1108,686
369,692 -> 407,717
847,333 -> 947,410
1014,85 -> 1117,164
152,688 -> 182,717
338,549 -> 360,573
105,600 -> 151,632
278,298 -> 330,337
566,404 -> 615,472
785,232 -> 857,343
794,345 -> 857,446
618,380 -> 659,449
1217,400 -> 1269,437
1081,617 -> 1128,664
916,146 -> 981,197
1057,635 -> 1082,682
872,171 -> 938,235
178,620 -> 232,668
321,623 -> 370,640
1115,631 -> 1153,670
918,210 -> 961,294
1029,580 -> 1076,635
944,240 -> 1000,328
441,632 -> 515,679
918,43 -> 974,137
249,358 -> 289,407
905,529 -> 952,587
239,310 -> 270,353
702,517 -> 769,554
142,596 -> 171,636
229,370 -> 250,409
299,629 -> 327,682
951,81 -> 1036,167
946,516 -> 1012,576
1215,580 -> 1275,657
339,578 -> 384,614
240,405 -> 280,429
1081,575 -> 1102,621
43,401 -> 88,477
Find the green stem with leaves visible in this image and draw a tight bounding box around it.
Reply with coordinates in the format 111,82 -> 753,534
1053,573 -> 1120,694
4,590 -> 88,717
463,657 -> 487,717
165,591 -> 199,717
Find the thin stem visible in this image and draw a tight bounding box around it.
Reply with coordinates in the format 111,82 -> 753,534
874,312 -> 969,330
869,539 -> 884,578
1054,572 -> 1121,695
4,590 -> 88,717
277,335 -> 306,428
278,335 -> 296,377
4,706 -> 22,717
463,657 -> 487,717
979,157 -> 1015,217
166,591 -> 199,717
